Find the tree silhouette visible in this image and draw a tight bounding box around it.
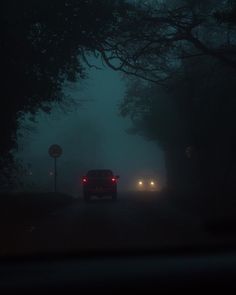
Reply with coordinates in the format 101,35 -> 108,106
0,0 -> 131,187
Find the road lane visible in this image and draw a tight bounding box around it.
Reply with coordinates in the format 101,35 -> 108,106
0,192 -> 206,255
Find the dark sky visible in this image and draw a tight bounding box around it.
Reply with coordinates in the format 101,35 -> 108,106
16,58 -> 166,195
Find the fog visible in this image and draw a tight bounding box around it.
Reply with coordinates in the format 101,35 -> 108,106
16,58 -> 166,195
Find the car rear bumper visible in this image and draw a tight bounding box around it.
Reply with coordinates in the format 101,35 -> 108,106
83,187 -> 117,195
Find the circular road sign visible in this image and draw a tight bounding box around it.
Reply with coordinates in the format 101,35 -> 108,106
49,144 -> 63,158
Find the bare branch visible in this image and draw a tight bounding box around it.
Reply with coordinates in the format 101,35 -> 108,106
99,50 -> 166,84
81,50 -> 102,70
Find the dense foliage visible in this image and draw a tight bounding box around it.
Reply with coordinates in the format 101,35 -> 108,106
0,0 -> 130,187
116,0 -> 236,193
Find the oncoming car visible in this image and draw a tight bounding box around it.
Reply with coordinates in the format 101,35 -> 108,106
82,169 -> 120,201
136,178 -> 160,192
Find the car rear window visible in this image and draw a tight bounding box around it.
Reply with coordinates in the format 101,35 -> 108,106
87,170 -> 113,177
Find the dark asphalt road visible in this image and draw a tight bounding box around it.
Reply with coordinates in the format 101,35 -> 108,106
1,191 -> 236,256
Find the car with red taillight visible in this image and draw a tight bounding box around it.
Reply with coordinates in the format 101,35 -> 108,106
82,170 -> 119,201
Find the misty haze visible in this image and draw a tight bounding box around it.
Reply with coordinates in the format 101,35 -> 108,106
15,58 -> 166,195
1,0 -> 236,261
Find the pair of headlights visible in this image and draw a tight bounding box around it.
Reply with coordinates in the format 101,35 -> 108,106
138,181 -> 155,186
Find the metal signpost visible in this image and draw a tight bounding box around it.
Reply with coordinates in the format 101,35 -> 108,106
48,144 -> 63,193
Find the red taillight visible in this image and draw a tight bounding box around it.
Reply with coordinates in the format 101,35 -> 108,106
112,178 -> 116,183
82,177 -> 87,183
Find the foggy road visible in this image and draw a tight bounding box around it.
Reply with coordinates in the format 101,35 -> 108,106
0,192 -> 212,255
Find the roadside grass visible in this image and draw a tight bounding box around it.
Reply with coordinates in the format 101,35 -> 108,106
0,192 -> 76,224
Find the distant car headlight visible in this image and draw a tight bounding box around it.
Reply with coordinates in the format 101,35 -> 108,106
138,181 -> 143,185
150,181 -> 155,186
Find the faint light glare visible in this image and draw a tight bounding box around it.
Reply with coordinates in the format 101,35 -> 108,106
138,181 -> 143,185
150,181 -> 155,186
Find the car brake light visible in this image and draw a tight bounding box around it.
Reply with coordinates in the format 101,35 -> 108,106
112,178 -> 116,182
82,177 -> 87,183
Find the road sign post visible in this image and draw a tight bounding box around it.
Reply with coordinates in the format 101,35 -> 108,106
49,144 -> 63,193
54,157 -> 57,193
